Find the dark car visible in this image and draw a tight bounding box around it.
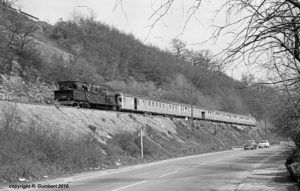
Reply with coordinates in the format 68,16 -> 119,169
246,140 -> 257,149
244,142 -> 257,150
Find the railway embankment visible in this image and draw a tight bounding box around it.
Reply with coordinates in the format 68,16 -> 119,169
0,100 -> 278,183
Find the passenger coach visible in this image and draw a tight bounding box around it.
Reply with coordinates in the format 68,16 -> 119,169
115,92 -> 256,126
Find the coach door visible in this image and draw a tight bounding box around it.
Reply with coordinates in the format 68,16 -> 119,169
201,111 -> 206,120
134,98 -> 137,110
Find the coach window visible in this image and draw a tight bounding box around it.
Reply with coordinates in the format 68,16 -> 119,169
124,97 -> 126,103
137,99 -> 139,105
156,102 -> 158,107
152,102 -> 154,107
159,103 -> 161,108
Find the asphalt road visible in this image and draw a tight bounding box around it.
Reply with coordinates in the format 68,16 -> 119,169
4,145 -> 298,191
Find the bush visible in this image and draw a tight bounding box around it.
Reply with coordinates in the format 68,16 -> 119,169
110,133 -> 140,157
135,137 -> 161,157
0,104 -> 105,182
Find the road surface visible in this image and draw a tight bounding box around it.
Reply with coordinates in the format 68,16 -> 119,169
3,145 -> 298,191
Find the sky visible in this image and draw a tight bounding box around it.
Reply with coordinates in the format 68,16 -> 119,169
15,0 -> 262,80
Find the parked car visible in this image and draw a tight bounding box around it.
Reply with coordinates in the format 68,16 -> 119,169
244,142 -> 257,150
246,140 -> 257,149
258,140 -> 270,148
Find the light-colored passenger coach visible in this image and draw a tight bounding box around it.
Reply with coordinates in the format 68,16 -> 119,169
115,92 -> 256,126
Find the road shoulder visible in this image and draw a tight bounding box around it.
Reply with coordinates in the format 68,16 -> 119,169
236,148 -> 299,191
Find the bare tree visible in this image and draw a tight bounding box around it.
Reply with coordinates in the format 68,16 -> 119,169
147,0 -> 300,90
184,49 -> 221,71
139,0 -> 300,140
170,38 -> 186,60
0,1 -> 39,74
1,0 -> 17,9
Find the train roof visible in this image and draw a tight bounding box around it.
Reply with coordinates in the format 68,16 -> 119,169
56,81 -> 113,91
117,92 -> 255,119
116,91 -> 200,108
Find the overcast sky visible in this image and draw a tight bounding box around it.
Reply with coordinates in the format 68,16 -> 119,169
16,0 -> 260,80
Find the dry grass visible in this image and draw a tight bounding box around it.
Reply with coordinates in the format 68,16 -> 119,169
0,101 -> 276,182
0,104 -> 105,182
0,101 -> 177,141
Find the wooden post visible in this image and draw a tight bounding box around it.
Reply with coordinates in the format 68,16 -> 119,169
191,85 -> 194,128
140,127 -> 144,159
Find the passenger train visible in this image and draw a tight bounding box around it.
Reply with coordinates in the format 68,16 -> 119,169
54,81 -> 256,126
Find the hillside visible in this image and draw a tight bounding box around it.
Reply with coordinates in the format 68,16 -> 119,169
0,2 -> 282,183
0,101 -> 276,182
0,2 -> 277,121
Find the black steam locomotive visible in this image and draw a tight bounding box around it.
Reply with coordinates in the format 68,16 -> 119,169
54,81 -> 117,109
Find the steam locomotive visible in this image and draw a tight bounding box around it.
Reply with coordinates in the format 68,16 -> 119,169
54,81 -> 256,126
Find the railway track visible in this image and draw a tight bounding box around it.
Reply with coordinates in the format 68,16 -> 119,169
0,98 -> 252,128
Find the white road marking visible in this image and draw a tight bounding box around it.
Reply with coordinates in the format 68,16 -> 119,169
212,159 -> 221,162
193,159 -> 222,168
193,163 -> 208,168
159,171 -> 178,178
112,180 -> 147,191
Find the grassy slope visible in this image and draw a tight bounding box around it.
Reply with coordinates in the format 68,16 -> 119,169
0,100 -> 278,183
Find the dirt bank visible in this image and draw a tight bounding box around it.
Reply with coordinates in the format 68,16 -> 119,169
0,100 -> 275,182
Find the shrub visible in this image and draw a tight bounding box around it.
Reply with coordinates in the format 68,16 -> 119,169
110,133 -> 140,157
135,137 -> 161,157
0,104 -> 105,182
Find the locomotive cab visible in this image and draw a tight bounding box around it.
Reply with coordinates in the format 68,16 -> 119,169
54,81 -> 89,105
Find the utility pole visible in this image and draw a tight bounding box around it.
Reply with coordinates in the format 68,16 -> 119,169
140,126 -> 144,159
191,85 -> 194,128
190,59 -> 195,128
